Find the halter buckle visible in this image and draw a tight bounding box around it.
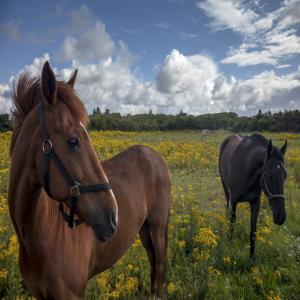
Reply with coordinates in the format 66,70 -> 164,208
42,139 -> 53,154
70,182 -> 81,197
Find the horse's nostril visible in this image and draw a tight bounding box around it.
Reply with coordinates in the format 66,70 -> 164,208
109,210 -> 117,230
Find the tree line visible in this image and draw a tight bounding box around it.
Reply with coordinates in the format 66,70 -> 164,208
89,108 -> 300,132
0,114 -> 11,132
0,109 -> 300,132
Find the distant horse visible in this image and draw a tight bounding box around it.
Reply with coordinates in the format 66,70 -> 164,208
200,129 -> 211,140
219,133 -> 287,257
8,61 -> 171,299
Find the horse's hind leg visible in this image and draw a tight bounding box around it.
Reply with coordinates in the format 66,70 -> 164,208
139,219 -> 155,295
140,216 -> 168,300
150,217 -> 168,299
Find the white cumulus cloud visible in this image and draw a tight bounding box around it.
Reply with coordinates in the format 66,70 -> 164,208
1,50 -> 300,116
58,20 -> 115,62
0,84 -> 11,114
156,49 -> 218,94
197,0 -> 258,35
198,0 -> 300,67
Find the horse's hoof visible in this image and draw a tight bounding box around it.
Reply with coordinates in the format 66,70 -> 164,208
151,295 -> 162,300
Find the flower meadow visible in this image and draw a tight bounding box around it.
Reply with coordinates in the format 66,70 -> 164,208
0,130 -> 300,299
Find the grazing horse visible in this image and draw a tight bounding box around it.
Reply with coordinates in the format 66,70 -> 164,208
8,61 -> 171,299
219,133 -> 287,257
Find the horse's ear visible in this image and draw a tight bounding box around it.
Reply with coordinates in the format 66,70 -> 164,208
41,61 -> 57,104
67,69 -> 78,88
280,139 -> 287,155
267,139 -> 273,158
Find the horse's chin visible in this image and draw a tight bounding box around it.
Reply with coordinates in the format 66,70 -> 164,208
92,224 -> 116,243
94,232 -> 108,243
94,230 -> 117,242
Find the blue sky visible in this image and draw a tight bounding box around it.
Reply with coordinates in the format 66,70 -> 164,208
0,0 -> 300,115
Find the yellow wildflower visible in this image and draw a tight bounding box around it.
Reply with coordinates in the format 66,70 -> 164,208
193,249 -> 210,261
208,266 -> 221,276
267,290 -> 281,300
127,264 -> 134,272
124,276 -> 138,293
0,269 -> 7,279
96,271 -> 109,287
223,256 -> 231,264
194,227 -> 219,247
177,240 -> 186,249
5,234 -> 18,257
167,282 -> 176,295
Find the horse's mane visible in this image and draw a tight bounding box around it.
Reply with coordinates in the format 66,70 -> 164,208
10,72 -> 88,155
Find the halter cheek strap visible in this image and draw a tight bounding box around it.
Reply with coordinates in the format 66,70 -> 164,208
261,167 -> 285,201
39,97 -> 112,229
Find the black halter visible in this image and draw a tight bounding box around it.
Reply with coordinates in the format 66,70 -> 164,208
39,97 -> 112,229
261,162 -> 285,203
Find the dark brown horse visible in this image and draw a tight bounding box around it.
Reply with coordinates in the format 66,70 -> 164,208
219,133 -> 287,257
8,62 -> 171,299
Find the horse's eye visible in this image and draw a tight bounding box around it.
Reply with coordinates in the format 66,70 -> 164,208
68,137 -> 80,147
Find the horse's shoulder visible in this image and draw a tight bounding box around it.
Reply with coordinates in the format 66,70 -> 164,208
243,133 -> 268,148
234,133 -> 267,165
232,135 -> 266,166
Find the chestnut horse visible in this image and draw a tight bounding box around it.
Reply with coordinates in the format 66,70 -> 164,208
8,61 -> 171,299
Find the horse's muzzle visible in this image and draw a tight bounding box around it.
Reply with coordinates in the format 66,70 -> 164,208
92,209 -> 118,242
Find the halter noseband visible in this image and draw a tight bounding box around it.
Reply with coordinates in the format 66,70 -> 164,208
39,97 -> 112,229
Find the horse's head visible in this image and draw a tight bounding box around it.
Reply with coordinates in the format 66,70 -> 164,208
36,61 -> 118,241
262,139 -> 287,225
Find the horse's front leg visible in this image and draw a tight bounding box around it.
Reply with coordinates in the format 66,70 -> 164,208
250,201 -> 260,258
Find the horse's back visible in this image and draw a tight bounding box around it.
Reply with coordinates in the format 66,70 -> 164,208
103,144 -> 171,194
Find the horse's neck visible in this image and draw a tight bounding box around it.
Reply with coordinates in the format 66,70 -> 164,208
244,146 -> 266,192
9,117 -> 65,245
253,146 -> 266,170
9,167 -> 62,243
9,157 -> 38,235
